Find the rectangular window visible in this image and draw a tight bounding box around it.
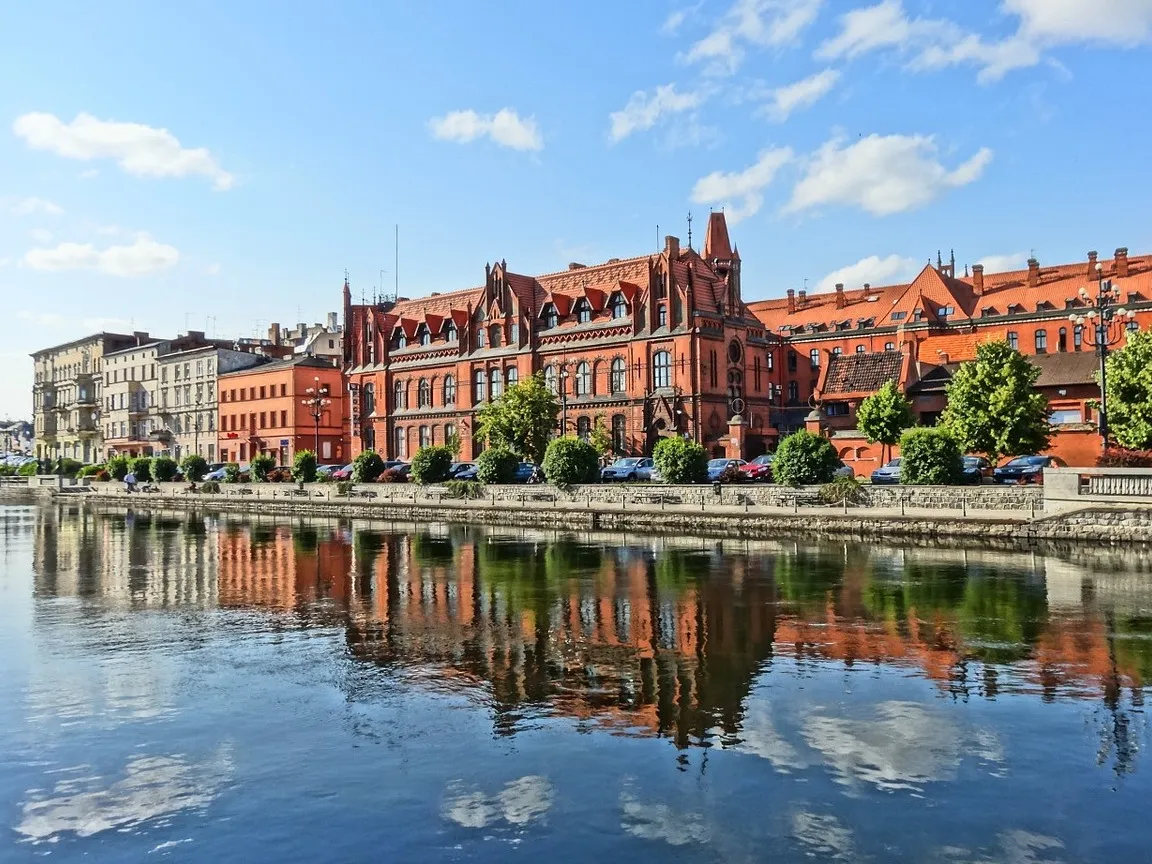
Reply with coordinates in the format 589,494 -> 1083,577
280,384 -> 287,397
259,412 -> 266,428
260,386 -> 266,399
280,410 -> 287,427
891,311 -> 907,321
825,401 -> 850,416
1049,408 -> 1082,425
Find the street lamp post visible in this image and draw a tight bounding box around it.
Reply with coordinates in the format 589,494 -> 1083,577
1070,263 -> 1136,452
301,376 -> 331,458
559,368 -> 570,436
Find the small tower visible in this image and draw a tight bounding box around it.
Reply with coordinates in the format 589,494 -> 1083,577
703,211 -> 741,307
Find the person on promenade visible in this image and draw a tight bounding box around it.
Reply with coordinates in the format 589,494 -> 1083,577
124,471 -> 137,493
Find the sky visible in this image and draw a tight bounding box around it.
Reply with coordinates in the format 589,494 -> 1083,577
2,0 -> 1152,419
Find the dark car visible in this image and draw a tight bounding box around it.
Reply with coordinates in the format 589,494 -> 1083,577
993,455 -> 1053,484
512,462 -> 541,483
870,458 -> 902,485
449,462 -> 477,480
740,454 -> 775,482
707,458 -> 746,482
961,456 -> 991,484
601,457 -> 654,482
379,460 -> 410,481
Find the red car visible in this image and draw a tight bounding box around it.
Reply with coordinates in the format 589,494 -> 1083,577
740,454 -> 775,482
331,463 -> 355,481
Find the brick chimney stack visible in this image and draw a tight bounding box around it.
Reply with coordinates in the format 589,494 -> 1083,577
972,264 -> 985,295
798,289 -> 807,306
269,322 -> 282,345
1087,250 -> 1098,277
835,283 -> 845,309
1115,247 -> 1129,278
1027,257 -> 1039,289
786,288 -> 796,313
664,235 -> 680,259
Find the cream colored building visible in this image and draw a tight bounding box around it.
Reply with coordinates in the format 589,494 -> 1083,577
31,332 -> 145,464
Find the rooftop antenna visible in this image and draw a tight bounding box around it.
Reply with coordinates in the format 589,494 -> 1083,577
395,224 -> 399,301
656,223 -> 659,249
686,211 -> 693,249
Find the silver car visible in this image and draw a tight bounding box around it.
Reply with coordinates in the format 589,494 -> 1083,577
601,457 -> 654,482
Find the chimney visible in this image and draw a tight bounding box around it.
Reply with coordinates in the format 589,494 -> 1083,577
326,312 -> 338,330
1087,250 -> 1098,277
1115,247 -> 1130,278
798,289 -> 807,306
834,283 -> 845,309
786,288 -> 796,314
664,235 -> 680,259
133,331 -> 149,345
938,351 -> 950,365
863,282 -> 871,290
1027,257 -> 1039,289
567,262 -> 586,270
269,323 -> 281,345
972,264 -> 985,295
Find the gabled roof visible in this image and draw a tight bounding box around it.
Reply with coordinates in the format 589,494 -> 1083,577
821,351 -> 904,397
1033,352 -> 1098,388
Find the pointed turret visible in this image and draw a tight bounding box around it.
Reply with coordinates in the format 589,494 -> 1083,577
703,212 -> 733,260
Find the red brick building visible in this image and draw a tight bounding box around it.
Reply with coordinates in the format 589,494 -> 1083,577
344,213 -> 780,461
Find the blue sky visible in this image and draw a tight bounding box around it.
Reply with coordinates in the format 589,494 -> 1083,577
2,0 -> 1151,418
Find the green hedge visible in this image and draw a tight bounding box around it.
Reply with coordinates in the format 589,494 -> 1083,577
292,449 -> 318,484
251,454 -> 276,482
352,450 -> 385,483
899,427 -> 963,484
542,437 -> 599,485
476,446 -> 519,484
771,430 -> 840,486
106,455 -> 130,480
151,455 -> 179,482
652,437 -> 708,484
181,454 -> 209,482
410,446 -> 454,484
130,456 -> 153,481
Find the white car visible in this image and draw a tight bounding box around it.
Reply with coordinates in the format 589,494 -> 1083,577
601,457 -> 654,482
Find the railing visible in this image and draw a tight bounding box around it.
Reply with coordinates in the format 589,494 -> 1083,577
1085,474 -> 1152,497
1045,467 -> 1152,504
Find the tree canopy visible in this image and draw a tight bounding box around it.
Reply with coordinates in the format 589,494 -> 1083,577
475,372 -> 560,465
856,379 -> 915,461
1104,327 -> 1152,450
941,341 -> 1050,463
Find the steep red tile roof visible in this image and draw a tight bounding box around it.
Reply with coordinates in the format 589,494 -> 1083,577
822,351 -> 904,396
703,212 -> 733,260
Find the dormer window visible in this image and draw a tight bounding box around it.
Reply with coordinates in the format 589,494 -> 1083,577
489,325 -> 502,348
575,299 -> 592,324
417,325 -> 431,346
891,311 -> 907,321
913,310 -> 923,322
609,293 -> 627,319
939,306 -> 955,317
980,307 -> 996,318
541,304 -> 558,330
392,328 -> 407,349
444,321 -> 458,342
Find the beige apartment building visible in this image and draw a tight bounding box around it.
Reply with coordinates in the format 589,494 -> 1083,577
267,313 -> 342,364
31,332 -> 146,464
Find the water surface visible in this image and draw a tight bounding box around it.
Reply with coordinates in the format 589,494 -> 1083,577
2,503 -> 1151,862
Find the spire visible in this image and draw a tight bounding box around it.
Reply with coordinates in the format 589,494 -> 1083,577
703,211 -> 733,260
686,211 -> 693,249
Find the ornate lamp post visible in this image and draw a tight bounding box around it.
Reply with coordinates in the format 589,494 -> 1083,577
559,367 -> 570,436
1069,262 -> 1136,451
301,376 -> 331,457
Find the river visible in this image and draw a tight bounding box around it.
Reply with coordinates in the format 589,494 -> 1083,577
1,502 -> 1151,862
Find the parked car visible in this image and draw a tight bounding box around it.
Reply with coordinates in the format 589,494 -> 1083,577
316,464 -> 343,478
993,455 -> 1054,484
834,462 -> 857,480
961,456 -> 992,484
449,462 -> 477,480
870,458 -> 902,485
707,458 -> 747,482
601,457 -> 654,482
740,454 -> 775,482
204,464 -> 231,481
512,462 -> 542,483
330,463 -> 355,481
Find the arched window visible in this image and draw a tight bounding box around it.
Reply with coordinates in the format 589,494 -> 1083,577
610,358 -> 626,393
490,325 -> 502,348
1058,327 -> 1067,352
541,305 -> 558,330
611,414 -> 626,453
884,342 -> 895,351
787,381 -> 799,403
856,345 -> 866,353
1007,331 -> 1019,350
576,416 -> 591,440
476,327 -> 486,349
657,305 -> 668,327
1035,330 -> 1048,353
418,378 -> 431,408
473,369 -> 486,403
445,423 -> 456,445
545,365 -> 558,393
832,347 -> 842,355
444,321 -> 458,342
609,293 -> 627,319
443,375 -> 456,404
393,380 -> 405,410
506,367 -> 518,388
491,368 -> 504,399
394,426 -> 406,460
575,300 -> 592,324
809,349 -> 820,368
418,426 -> 431,448
1074,325 -> 1083,350
652,351 -> 671,389
363,382 -> 376,416
418,325 -> 431,346
575,361 -> 590,396
393,328 -> 407,349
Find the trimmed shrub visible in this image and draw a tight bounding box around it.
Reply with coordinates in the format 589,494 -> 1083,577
224,462 -> 241,484
106,455 -> 130,481
181,454 -> 209,482
130,456 -> 153,481
771,431 -> 840,486
1097,447 -> 1152,468
352,450 -> 385,484
336,481 -> 353,496
77,463 -> 105,478
653,437 -> 708,484
151,455 -> 179,482
476,446 -> 519,484
410,445 -> 454,484
542,437 -> 599,485
820,475 -> 866,505
251,454 -> 276,482
0,465 -> 14,476
445,479 -> 483,500
200,480 -> 221,494
376,467 -> 407,483
292,449 -> 318,484
899,427 -> 963,485
18,461 -> 38,477
56,458 -> 84,476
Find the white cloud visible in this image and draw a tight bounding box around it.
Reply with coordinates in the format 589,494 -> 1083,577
23,233 -> 180,277
205,262 -> 221,276
1008,0 -> 1152,46
11,196 -> 64,216
28,228 -> 54,244
685,0 -> 824,75
13,112 -> 234,189
816,0 -> 939,61
691,146 -> 794,223
82,316 -> 133,332
817,254 -> 920,291
785,133 -> 993,216
609,84 -> 705,141
662,4 -> 701,34
761,68 -> 840,121
976,252 -> 1029,272
428,108 -> 543,151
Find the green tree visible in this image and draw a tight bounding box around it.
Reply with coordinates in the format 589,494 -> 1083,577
589,417 -> 613,459
251,453 -> 276,481
292,449 -> 318,483
106,455 -> 130,480
1103,326 -> 1152,450
444,429 -> 462,458
151,455 -> 179,482
652,437 -> 708,484
130,455 -> 153,481
410,445 -> 454,484
772,430 -> 840,486
899,427 -> 963,484
542,437 -> 599,485
475,372 -> 559,465
856,379 -> 915,463
181,454 -> 209,482
476,446 -> 519,484
223,462 -> 241,483
941,340 -> 1051,463
352,449 -> 385,483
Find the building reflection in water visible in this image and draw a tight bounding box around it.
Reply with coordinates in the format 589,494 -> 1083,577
34,506 -> 1152,770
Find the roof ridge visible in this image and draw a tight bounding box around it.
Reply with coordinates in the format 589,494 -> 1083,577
534,252 -> 654,281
